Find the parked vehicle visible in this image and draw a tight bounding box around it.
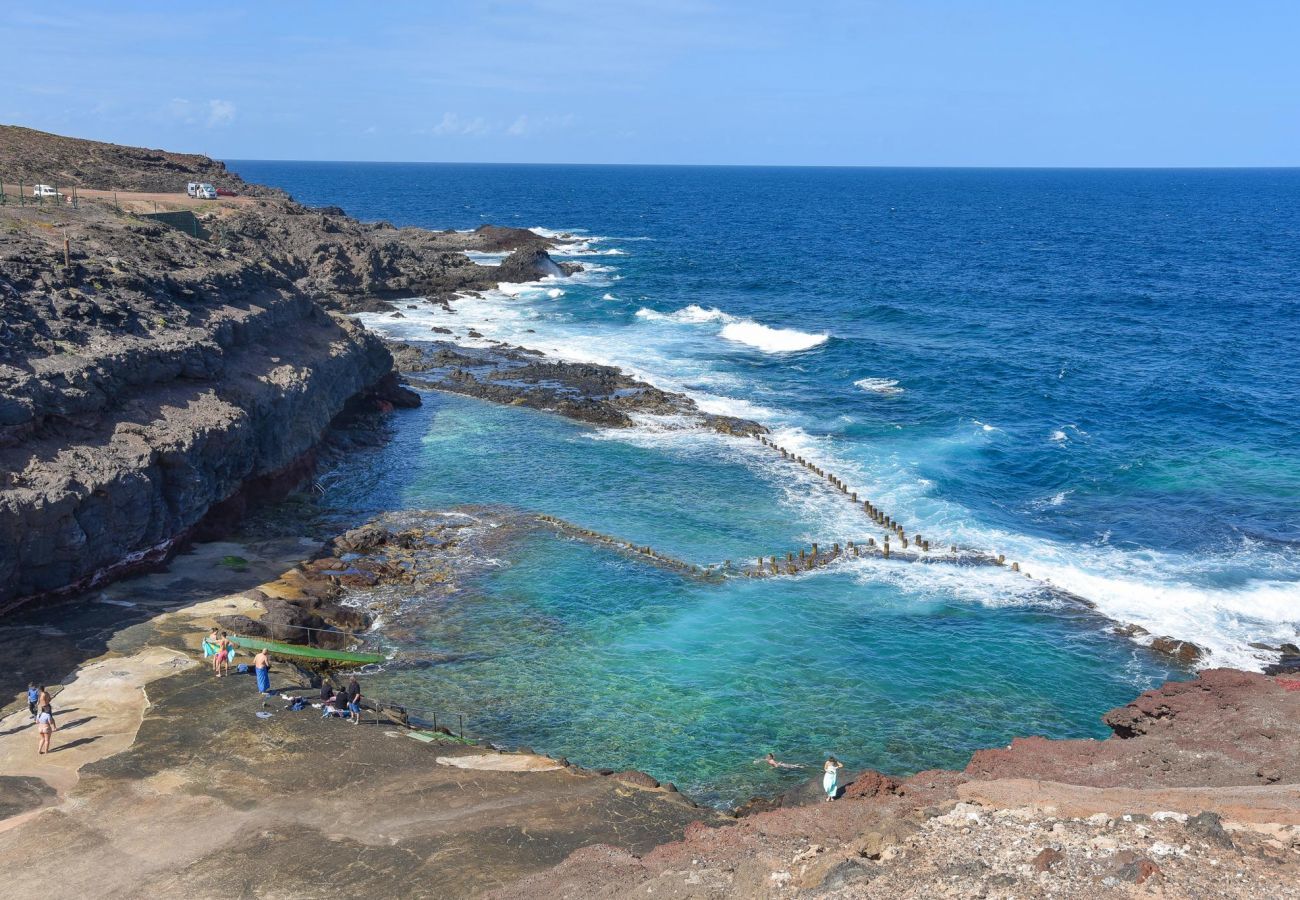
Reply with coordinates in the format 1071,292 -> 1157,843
194,183 -> 218,200
32,184 -> 61,198
186,181 -> 201,197
215,188 -> 238,197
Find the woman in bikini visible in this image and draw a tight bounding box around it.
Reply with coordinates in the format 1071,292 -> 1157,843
36,704 -> 57,754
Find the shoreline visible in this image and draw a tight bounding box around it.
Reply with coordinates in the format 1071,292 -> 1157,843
3,536 -> 1299,896
372,322 -> 1287,677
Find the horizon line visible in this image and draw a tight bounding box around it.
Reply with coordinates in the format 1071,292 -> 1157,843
222,158 -> 1300,172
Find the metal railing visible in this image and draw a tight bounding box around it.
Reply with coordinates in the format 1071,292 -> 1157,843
226,621 -> 477,744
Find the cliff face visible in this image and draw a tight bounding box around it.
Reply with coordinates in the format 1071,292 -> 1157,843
0,127 -> 559,610
0,200 -> 399,608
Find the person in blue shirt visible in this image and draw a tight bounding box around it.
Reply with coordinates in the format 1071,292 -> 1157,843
27,684 -> 40,719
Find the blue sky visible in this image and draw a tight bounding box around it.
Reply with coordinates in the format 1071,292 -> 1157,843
5,1 -> 1298,166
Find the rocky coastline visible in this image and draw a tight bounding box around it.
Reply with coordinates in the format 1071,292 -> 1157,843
0,126 -> 574,612
3,510 -> 1300,897
390,338 -> 768,436
4,125 -> 1300,897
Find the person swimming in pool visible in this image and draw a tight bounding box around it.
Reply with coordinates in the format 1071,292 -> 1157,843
756,753 -> 805,769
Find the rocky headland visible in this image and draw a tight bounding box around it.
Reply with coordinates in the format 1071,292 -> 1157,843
0,126 -> 575,612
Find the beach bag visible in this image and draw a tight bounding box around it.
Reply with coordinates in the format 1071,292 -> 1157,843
237,663 -> 250,674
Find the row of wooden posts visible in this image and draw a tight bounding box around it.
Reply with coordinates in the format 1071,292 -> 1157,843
749,432 -> 1036,581
536,432 -> 1042,584
535,514 -> 716,578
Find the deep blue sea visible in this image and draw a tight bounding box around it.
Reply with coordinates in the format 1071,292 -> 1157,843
231,161 -> 1300,805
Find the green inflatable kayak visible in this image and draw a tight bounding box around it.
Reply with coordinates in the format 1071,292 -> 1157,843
230,634 -> 385,665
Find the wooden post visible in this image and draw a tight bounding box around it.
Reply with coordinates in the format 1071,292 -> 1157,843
63,238 -> 70,268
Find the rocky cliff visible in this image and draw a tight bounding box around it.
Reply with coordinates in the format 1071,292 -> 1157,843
502,670 -> 1300,898
0,126 -> 561,610
0,123 -> 276,196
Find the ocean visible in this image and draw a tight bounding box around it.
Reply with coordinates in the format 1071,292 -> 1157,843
230,161 -> 1300,805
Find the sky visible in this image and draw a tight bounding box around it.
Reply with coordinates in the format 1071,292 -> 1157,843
5,1 -> 1299,167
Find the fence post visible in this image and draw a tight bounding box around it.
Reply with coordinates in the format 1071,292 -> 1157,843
458,714 -> 464,739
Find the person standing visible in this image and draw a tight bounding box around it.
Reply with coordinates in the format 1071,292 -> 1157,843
346,676 -> 362,725
36,705 -> 57,754
822,756 -> 844,802
253,648 -> 272,695
204,628 -> 220,663
27,684 -> 39,719
216,633 -> 233,678
37,685 -> 52,714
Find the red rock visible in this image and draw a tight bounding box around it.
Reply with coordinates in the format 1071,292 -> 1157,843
1110,850 -> 1161,884
842,769 -> 902,800
964,670 -> 1300,789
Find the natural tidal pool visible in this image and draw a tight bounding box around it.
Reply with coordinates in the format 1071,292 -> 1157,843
324,392 -> 1180,807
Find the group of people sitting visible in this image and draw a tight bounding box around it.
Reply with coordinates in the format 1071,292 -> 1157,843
318,676 -> 364,724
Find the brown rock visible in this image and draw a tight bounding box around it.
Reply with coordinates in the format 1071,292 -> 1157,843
612,770 -> 660,789
1032,847 -> 1064,872
1110,850 -> 1161,884
1149,636 -> 1208,664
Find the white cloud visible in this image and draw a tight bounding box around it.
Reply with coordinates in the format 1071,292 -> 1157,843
165,97 -> 236,128
505,113 -> 575,137
166,97 -> 196,123
206,99 -> 236,127
431,112 -> 490,136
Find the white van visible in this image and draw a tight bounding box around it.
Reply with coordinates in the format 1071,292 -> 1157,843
32,184 -> 60,198
195,184 -> 217,200
187,181 -> 200,197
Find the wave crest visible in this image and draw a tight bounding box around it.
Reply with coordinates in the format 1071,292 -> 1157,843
637,305 -> 828,353
720,321 -> 828,353
854,377 -> 904,395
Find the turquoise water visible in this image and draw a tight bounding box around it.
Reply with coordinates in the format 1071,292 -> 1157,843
229,162 -> 1300,805
325,393 -> 1177,805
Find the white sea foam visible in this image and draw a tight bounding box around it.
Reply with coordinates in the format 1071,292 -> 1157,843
854,377 -> 904,395
601,293 -> 618,301
1052,423 -> 1087,443
720,320 -> 828,353
464,250 -> 506,266
635,304 -> 734,324
352,270 -> 1299,673
636,304 -> 828,353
